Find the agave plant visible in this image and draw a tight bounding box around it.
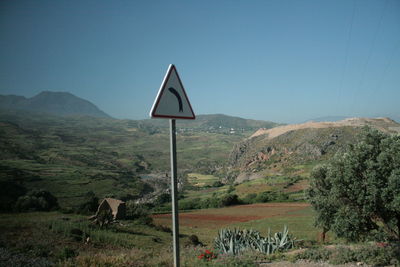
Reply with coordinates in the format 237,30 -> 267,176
214,225 -> 296,255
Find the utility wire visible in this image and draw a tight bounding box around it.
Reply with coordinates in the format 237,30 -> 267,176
337,0 -> 357,112
366,39 -> 400,109
351,0 -> 388,114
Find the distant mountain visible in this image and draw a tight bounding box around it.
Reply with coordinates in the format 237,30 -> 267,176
0,91 -> 110,118
142,114 -> 282,131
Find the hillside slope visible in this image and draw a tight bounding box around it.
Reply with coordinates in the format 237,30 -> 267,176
142,114 -> 281,133
229,117 -> 400,182
0,91 -> 110,118
0,110 -> 255,207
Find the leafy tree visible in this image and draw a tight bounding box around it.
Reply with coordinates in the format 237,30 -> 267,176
15,189 -> 59,212
78,191 -> 99,214
308,128 -> 400,241
154,192 -> 171,205
125,201 -> 153,225
219,194 -> 240,207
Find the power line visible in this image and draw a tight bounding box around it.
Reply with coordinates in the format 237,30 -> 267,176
366,38 -> 400,109
351,0 -> 388,114
337,0 -> 357,111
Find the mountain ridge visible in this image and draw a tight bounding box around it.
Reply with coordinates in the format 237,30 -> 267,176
0,91 -> 111,118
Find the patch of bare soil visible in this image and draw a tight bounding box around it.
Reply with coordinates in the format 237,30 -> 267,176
250,117 -> 398,139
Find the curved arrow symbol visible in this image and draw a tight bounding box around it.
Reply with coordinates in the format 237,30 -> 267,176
168,87 -> 183,112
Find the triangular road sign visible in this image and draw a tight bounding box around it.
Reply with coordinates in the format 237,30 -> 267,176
150,64 -> 195,119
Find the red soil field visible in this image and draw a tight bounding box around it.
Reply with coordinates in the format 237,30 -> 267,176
152,203 -> 310,228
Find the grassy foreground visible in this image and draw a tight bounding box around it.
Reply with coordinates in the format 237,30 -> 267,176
1,206 -> 399,266
0,203 -> 320,266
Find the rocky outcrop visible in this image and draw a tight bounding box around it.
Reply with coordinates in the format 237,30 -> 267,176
229,117 -> 400,174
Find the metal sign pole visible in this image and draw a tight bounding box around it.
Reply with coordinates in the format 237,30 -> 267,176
170,119 -> 180,267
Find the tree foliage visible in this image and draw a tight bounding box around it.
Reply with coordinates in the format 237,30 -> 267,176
78,191 -> 99,215
15,189 -> 59,212
308,128 -> 400,241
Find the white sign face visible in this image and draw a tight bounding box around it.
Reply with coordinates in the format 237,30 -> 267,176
150,64 -> 195,119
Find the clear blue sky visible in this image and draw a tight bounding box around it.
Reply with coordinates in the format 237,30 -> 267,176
1,0 -> 399,123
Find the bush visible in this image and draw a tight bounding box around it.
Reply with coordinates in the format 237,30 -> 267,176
15,189 -> 59,212
227,185 -> 235,194
295,247 -> 332,262
296,244 -> 400,266
242,193 -> 257,204
328,247 -> 358,265
199,197 -> 221,209
255,192 -> 272,203
357,245 -> 400,266
180,198 -> 201,210
185,235 -> 203,247
212,181 -> 224,187
219,194 -> 240,207
125,201 -> 153,225
154,193 -> 171,205
275,192 -> 289,202
78,191 -> 99,215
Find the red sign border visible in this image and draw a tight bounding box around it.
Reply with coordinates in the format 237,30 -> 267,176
150,64 -> 196,120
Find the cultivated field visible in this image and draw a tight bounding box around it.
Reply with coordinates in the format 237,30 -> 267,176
153,202 -> 320,245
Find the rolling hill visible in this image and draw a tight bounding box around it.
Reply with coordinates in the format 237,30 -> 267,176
0,91 -> 110,118
229,117 -> 400,183
140,113 -> 281,133
0,107 -> 278,208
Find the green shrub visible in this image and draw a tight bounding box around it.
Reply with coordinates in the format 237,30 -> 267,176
78,191 -> 99,215
356,245 -> 400,266
15,189 -> 59,212
227,185 -> 235,194
242,193 -> 257,204
212,181 -> 224,187
154,193 -> 171,205
295,247 -> 331,261
219,194 -> 240,207
275,192 -> 289,202
296,244 -> 400,266
255,192 -> 272,203
180,198 -> 201,210
125,201 -> 153,225
328,246 -> 358,265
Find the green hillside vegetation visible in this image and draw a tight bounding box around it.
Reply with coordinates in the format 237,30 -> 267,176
2,109 -> 400,265
0,110 -> 271,209
141,113 -> 281,133
229,119 -> 400,181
